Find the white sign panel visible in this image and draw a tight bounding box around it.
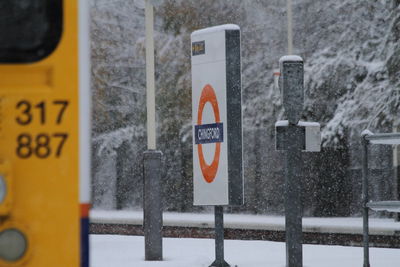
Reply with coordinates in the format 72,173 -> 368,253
191,24 -> 243,206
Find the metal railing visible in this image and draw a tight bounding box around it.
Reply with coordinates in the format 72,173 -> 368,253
361,130 -> 400,267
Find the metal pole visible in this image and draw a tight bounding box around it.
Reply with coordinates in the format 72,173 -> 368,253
209,206 -> 230,267
145,0 -> 156,150
287,0 -> 293,54
392,125 -> 400,221
144,0 -> 163,261
144,150 -> 163,261
362,137 -> 370,267
285,124 -> 303,267
280,56 -> 304,267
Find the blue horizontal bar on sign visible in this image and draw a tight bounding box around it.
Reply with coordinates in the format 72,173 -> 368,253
195,123 -> 224,144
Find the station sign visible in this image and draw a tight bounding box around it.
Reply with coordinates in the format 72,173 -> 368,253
191,24 -> 243,206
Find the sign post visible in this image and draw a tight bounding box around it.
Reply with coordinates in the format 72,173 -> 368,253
275,56 -> 320,267
211,206 -> 229,267
191,24 -> 243,267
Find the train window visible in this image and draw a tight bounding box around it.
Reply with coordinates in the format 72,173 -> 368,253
0,0 -> 63,63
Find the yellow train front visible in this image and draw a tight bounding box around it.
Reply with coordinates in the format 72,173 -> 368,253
0,1 -> 91,266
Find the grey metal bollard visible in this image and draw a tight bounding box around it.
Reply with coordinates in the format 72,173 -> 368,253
280,55 -> 304,267
143,150 -> 163,261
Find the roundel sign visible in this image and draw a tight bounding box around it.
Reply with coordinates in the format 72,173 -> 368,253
195,84 -> 224,183
191,24 -> 243,206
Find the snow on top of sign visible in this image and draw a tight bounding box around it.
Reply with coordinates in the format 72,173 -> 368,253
361,129 -> 374,137
191,24 -> 240,37
370,138 -> 400,145
298,121 -> 320,127
279,55 -> 303,63
360,130 -> 400,145
275,120 -> 320,127
275,120 -> 289,127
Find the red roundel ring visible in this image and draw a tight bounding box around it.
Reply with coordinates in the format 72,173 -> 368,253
197,84 -> 221,183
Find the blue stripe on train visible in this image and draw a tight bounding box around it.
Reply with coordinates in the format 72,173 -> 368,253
81,217 -> 89,267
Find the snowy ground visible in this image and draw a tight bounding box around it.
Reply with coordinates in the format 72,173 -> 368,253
91,235 -> 400,267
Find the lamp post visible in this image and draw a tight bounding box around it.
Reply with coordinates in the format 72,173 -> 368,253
145,0 -> 156,150
143,0 -> 163,261
287,0 -> 293,54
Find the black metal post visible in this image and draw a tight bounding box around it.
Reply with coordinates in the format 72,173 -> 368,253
280,56 -> 304,267
285,124 -> 303,267
362,138 -> 370,267
209,206 -> 230,267
395,144 -> 400,222
143,150 -> 163,261
397,162 -> 400,221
